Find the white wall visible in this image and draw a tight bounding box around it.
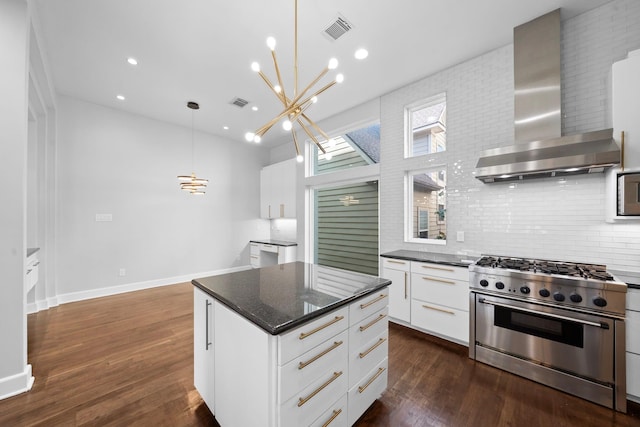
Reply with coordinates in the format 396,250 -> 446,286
0,0 -> 33,399
380,0 -> 640,271
55,96 -> 270,299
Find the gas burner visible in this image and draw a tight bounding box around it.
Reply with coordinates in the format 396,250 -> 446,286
474,256 -> 616,281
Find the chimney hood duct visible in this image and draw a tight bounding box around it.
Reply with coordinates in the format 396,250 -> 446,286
475,9 -> 620,183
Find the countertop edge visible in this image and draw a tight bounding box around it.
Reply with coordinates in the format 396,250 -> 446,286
380,251 -> 473,268
192,279 -> 390,335
250,239 -> 298,247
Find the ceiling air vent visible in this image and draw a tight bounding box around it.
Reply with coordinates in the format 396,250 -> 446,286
230,97 -> 249,108
323,14 -> 353,41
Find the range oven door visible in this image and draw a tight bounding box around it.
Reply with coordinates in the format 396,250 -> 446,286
474,294 -> 615,384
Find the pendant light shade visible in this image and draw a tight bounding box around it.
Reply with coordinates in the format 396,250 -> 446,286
177,101 -> 208,194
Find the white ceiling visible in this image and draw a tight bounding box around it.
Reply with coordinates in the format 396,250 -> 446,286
32,0 -> 611,149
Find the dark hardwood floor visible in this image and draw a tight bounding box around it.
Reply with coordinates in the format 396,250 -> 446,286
0,282 -> 638,426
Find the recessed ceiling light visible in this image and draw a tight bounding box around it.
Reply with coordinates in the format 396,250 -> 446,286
354,48 -> 368,60
223,126 -> 229,130
127,57 -> 138,66
252,106 -> 259,111
116,95 -> 125,101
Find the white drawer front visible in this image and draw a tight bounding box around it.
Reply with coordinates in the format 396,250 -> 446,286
411,261 -> 469,282
411,272 -> 469,312
411,299 -> 469,344
627,352 -> 640,398
350,288 -> 389,326
348,357 -> 388,426
280,360 -> 348,427
627,288 -> 640,312
250,243 -> 260,255
279,306 -> 349,365
349,330 -> 388,389
310,393 -> 348,427
261,243 -> 279,253
381,257 -> 410,273
627,309 -> 640,354
279,330 -> 348,403
349,307 -> 388,352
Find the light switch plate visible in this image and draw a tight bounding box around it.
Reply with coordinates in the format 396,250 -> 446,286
457,231 -> 464,242
96,213 -> 113,222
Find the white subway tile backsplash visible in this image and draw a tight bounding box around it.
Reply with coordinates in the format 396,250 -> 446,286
379,0 -> 640,271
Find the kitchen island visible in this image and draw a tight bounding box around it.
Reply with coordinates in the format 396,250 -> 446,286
192,262 -> 391,427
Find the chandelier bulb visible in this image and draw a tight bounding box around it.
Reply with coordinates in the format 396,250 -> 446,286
266,37 -> 276,51
336,74 -> 344,83
254,135 -> 262,143
325,153 -> 333,161
282,120 -> 293,131
296,155 -> 304,163
251,62 -> 260,72
328,58 -> 338,70
245,132 -> 255,142
311,96 -> 318,103
274,85 -> 282,93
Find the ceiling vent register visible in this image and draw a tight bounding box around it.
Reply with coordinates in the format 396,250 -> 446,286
230,97 -> 249,108
323,15 -> 353,40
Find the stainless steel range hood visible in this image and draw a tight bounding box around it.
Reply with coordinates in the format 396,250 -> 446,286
475,9 -> 620,183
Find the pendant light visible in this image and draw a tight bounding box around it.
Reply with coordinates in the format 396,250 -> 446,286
177,101 -> 208,195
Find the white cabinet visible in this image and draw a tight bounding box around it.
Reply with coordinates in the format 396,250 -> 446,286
250,241 -> 297,268
193,287 -> 215,411
261,159 -> 297,219
381,258 -> 410,322
626,287 -> 640,403
380,256 -> 470,345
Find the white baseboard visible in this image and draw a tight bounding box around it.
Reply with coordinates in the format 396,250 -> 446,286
55,265 -> 252,306
0,364 -> 34,401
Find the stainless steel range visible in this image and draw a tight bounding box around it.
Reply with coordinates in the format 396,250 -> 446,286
469,256 -> 627,412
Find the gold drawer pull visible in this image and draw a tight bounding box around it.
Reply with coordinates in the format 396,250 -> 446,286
387,260 -> 406,265
422,276 -> 456,285
421,264 -> 454,272
360,294 -> 387,309
299,316 -> 344,340
250,255 -> 259,259
298,341 -> 343,370
359,337 -> 387,359
404,272 -> 408,299
298,371 -> 343,407
422,304 -> 455,315
321,409 -> 342,427
359,314 -> 387,332
358,367 -> 386,394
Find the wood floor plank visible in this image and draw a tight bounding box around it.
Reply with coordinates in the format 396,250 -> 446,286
1,282 -> 639,426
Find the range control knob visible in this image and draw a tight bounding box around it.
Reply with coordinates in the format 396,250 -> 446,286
495,281 -> 505,290
553,292 -> 565,302
480,279 -> 489,287
593,297 -> 608,307
570,293 -> 583,303
539,289 -> 550,298
520,286 -> 530,295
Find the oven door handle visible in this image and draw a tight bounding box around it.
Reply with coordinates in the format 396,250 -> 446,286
478,298 -> 610,329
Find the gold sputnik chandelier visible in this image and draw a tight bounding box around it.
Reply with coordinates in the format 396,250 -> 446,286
177,101 -> 208,195
245,0 -> 344,162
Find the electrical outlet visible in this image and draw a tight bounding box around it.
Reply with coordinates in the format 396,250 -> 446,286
119,268 -> 126,277
96,213 -> 113,222
457,231 -> 465,242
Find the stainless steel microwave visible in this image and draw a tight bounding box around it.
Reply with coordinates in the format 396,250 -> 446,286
618,173 -> 640,215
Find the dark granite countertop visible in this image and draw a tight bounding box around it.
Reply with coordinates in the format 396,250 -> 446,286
611,269 -> 640,290
250,239 -> 298,247
380,250 -> 476,268
193,262 -> 390,335
27,247 -> 40,258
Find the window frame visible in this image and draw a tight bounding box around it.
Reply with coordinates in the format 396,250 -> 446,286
405,166 -> 447,245
404,92 -> 447,159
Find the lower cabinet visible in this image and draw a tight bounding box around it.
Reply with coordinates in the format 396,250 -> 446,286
193,287 -> 215,411
627,287 -> 640,402
381,257 -> 469,345
193,287 -> 389,426
250,242 -> 297,268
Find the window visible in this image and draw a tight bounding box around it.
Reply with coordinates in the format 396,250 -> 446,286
406,94 -> 446,158
312,122 -> 380,175
407,168 -> 446,242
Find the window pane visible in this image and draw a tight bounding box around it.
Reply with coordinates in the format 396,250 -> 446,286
315,181 -> 379,275
312,122 -> 380,175
409,169 -> 446,241
407,95 -> 446,158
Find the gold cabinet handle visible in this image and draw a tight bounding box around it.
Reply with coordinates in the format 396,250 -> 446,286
404,272 -> 408,299
297,371 -> 343,407
421,264 -> 454,272
360,294 -> 387,309
298,341 -> 343,370
387,260 -> 406,265
621,130 -> 625,171
268,205 -> 271,218
321,409 -> 342,427
359,314 -> 387,332
250,255 -> 259,259
358,367 -> 386,394
359,337 -> 387,359
280,203 -> 284,218
299,316 -> 344,340
422,276 -> 456,285
422,304 -> 455,315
